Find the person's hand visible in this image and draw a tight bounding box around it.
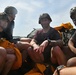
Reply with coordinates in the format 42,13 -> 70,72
33,44 -> 40,52
39,40 -> 48,53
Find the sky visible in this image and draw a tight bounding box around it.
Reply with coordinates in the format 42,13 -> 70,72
0,0 -> 76,36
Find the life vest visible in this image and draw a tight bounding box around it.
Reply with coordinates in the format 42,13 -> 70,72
25,63 -> 55,75
54,22 -> 75,46
0,38 -> 22,70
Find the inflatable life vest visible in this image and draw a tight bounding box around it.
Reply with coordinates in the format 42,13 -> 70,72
25,63 -> 55,75
55,22 -> 75,46
55,22 -> 73,31
0,38 -> 22,70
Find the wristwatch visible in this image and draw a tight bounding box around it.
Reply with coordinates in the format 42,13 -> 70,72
56,65 -> 65,75
47,39 -> 51,45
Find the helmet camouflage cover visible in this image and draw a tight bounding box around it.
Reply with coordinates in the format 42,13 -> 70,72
4,6 -> 18,15
70,7 -> 76,19
39,13 -> 52,24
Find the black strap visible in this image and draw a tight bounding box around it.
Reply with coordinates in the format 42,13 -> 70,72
57,68 -> 60,75
56,65 -> 65,75
43,65 -> 53,75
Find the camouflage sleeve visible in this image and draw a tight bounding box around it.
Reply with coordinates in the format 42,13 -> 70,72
71,31 -> 76,42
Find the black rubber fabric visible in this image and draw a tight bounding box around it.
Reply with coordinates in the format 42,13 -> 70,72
43,45 -> 52,64
43,65 -> 53,75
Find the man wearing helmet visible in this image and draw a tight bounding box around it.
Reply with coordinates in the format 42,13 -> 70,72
4,6 -> 17,42
53,7 -> 76,75
27,13 -> 63,75
0,12 -> 17,75
51,7 -> 76,66
2,6 -> 33,74
4,6 -> 32,59
67,7 -> 76,66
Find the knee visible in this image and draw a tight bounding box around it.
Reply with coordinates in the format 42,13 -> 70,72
7,54 -> 16,63
52,46 -> 64,58
11,55 -> 16,62
27,46 -> 34,58
67,58 -> 76,67
52,46 -> 61,55
0,47 -> 7,59
27,46 -> 33,53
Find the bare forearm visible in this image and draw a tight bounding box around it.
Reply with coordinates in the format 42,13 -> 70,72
30,39 -> 36,45
53,67 -> 76,75
68,39 -> 76,54
60,67 -> 76,75
48,39 -> 63,48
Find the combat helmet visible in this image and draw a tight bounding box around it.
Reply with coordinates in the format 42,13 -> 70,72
4,6 -> 18,15
70,7 -> 76,19
39,13 -> 52,24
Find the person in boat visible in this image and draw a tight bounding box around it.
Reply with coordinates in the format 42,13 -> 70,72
3,6 -> 34,75
27,13 -> 64,75
52,22 -> 76,65
3,6 -> 33,62
67,6 -> 76,67
0,12 -> 17,75
53,6 -> 76,75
